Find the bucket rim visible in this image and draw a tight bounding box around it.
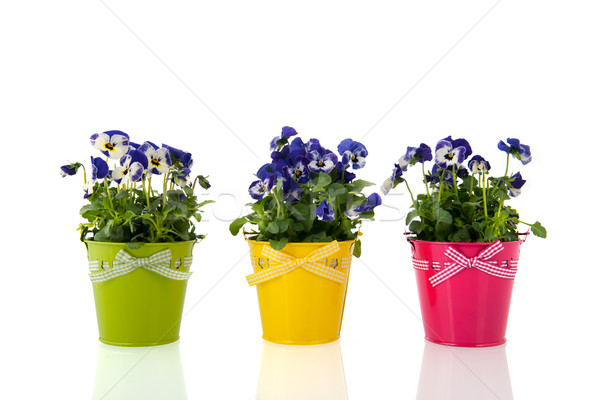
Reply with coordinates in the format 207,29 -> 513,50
246,238 -> 357,246
84,240 -> 198,246
407,239 -> 523,246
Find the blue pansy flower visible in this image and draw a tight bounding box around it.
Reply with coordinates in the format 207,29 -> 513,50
112,151 -> 146,184
283,178 -> 303,202
270,126 -> 299,150
271,145 -> 290,163
508,172 -> 526,197
307,150 -> 338,173
90,156 -> 109,181
129,141 -> 141,150
139,142 -> 172,175
498,138 -> 532,165
468,155 -> 491,173
163,144 -> 193,169
338,139 -> 368,170
171,168 -> 192,188
426,164 -> 455,184
290,137 -> 321,159
257,163 -> 276,181
335,162 -> 356,184
434,139 -> 467,169
283,156 -> 310,184
345,193 -> 382,218
82,180 -> 95,199
381,163 -> 403,195
398,143 -> 432,171
314,200 -> 335,221
443,136 -> 472,159
90,130 -> 130,159
60,162 -> 82,178
248,176 -> 274,200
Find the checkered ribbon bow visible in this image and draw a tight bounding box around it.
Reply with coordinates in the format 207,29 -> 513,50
89,249 -> 192,283
246,241 -> 348,286
429,240 -> 516,287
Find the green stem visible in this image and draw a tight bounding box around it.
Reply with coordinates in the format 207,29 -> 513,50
104,178 -> 114,209
422,162 -> 430,197
162,172 -> 169,208
452,165 -> 458,196
469,173 -> 474,194
405,180 -> 416,208
81,166 -> 87,185
481,173 -> 488,218
438,170 -> 446,202
143,173 -> 151,208
504,152 -> 510,177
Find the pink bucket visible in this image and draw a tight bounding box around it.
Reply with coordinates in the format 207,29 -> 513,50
410,240 -> 522,347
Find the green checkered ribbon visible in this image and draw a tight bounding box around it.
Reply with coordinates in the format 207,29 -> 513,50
88,249 -> 193,283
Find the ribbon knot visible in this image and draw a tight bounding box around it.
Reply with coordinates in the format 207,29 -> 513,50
246,241 -> 348,286
466,257 -> 477,268
136,257 -> 151,268
89,248 -> 193,283
428,240 -> 517,287
296,257 -> 308,267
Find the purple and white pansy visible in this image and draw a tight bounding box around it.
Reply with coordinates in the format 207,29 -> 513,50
338,139 -> 368,170
112,150 -> 147,184
508,172 -> 526,197
434,139 -> 467,169
345,193 -> 382,218
498,138 -> 532,165
139,141 -> 172,175
249,176 -> 274,200
90,130 -> 130,159
468,155 -> 491,174
398,143 -> 432,171
306,150 -> 338,174
314,200 -> 335,221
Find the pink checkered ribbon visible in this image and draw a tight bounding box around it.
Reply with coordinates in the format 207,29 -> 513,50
246,241 -> 348,286
428,240 -> 517,287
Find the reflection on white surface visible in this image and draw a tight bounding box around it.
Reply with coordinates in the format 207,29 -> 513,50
256,340 -> 348,400
417,341 -> 513,400
93,341 -> 187,400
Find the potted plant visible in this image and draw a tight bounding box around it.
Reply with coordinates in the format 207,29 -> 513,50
61,130 -> 212,346
382,136 -> 546,347
230,126 -> 382,345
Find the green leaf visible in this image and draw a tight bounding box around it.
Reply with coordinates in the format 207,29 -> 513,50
114,190 -> 129,200
315,173 -> 332,188
229,217 -> 247,236
406,209 -> 420,225
531,221 -> 547,238
409,220 -> 425,234
276,219 -> 290,233
352,239 -> 362,258
351,180 -> 375,191
269,237 -> 288,250
266,221 -> 280,234
432,203 -> 453,224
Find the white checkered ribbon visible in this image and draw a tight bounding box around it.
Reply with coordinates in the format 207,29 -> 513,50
429,240 -> 516,287
89,249 -> 193,283
246,241 -> 348,286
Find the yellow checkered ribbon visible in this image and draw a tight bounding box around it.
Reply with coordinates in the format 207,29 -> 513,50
246,241 -> 348,286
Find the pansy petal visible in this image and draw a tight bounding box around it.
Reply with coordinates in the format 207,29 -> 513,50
129,162 -> 145,182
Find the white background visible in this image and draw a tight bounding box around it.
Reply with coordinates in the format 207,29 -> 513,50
1,1 -> 599,399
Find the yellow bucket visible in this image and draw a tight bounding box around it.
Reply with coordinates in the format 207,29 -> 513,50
247,239 -> 355,345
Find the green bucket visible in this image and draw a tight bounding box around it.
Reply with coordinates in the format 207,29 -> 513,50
85,240 -> 196,347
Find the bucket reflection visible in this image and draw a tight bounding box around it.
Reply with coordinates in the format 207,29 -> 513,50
256,340 -> 348,400
93,341 -> 187,400
417,341 -> 513,400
